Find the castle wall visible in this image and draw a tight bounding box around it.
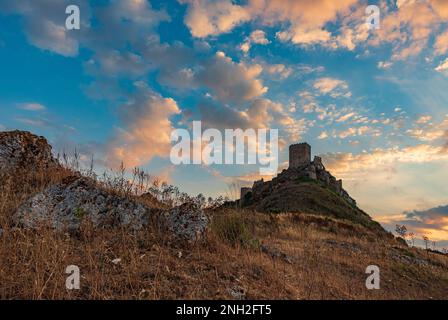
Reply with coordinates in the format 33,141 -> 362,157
289,143 -> 311,168
240,187 -> 252,200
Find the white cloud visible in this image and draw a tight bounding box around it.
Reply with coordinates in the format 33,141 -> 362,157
378,61 -> 393,69
17,103 -> 46,111
313,77 -> 351,98
435,58 -> 448,72
317,131 -> 329,140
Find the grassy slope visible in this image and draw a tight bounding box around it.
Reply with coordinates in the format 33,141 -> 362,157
0,170 -> 447,299
250,181 -> 385,233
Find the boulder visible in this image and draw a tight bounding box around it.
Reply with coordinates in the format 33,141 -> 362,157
0,130 -> 59,175
14,176 -> 151,230
160,202 -> 209,242
14,175 -> 209,242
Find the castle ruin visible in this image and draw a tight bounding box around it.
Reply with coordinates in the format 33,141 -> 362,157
240,142 -> 356,207
289,143 -> 311,168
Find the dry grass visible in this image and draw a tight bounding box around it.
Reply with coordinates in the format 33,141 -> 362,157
1,169 -> 447,300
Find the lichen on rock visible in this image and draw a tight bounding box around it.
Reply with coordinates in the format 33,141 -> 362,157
14,176 -> 152,230
160,202 -> 209,243
0,130 -> 59,175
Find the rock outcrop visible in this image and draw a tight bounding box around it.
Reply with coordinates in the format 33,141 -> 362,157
14,175 -> 209,241
2,130 -> 209,242
14,176 -> 152,230
160,202 -> 209,242
0,130 -> 59,175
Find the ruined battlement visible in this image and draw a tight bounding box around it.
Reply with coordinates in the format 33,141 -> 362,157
239,142 -> 357,208
289,143 -> 311,169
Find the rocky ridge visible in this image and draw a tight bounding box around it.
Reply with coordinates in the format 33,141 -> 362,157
0,130 -> 59,175
1,130 -> 208,242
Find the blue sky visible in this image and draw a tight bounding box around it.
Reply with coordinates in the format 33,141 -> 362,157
0,0 -> 447,246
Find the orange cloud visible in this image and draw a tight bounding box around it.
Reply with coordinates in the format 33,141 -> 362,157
106,88 -> 180,168
181,0 -> 357,46
434,30 -> 448,55
313,77 -> 351,97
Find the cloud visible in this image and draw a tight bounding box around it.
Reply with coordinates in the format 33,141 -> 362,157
264,0 -> 358,47
378,204 -> 448,243
435,58 -> 448,72
406,129 -> 446,141
320,143 -> 448,219
369,0 -> 447,61
0,0 -> 91,56
181,0 -> 252,38
377,61 -> 393,69
85,50 -> 149,78
313,77 -> 351,97
15,116 -> 56,129
249,29 -> 270,45
240,29 -> 270,53
195,51 -> 268,102
0,0 -> 170,59
323,144 -> 448,174
264,63 -> 293,80
430,0 -> 448,19
17,103 -> 46,111
195,98 -> 285,130
336,112 -> 357,123
337,126 -> 379,139
434,30 -> 448,55
407,115 -> 448,141
181,0 -> 358,45
105,86 -> 181,168
415,115 -> 432,124
317,131 -> 329,140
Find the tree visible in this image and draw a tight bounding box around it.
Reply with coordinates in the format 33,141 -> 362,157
408,232 -> 415,247
422,235 -> 430,251
395,224 -> 407,239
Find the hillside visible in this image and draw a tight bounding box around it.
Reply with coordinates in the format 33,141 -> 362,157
245,181 -> 385,234
237,142 -> 385,234
0,131 -> 447,299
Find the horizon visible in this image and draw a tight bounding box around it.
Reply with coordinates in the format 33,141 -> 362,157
0,0 -> 447,247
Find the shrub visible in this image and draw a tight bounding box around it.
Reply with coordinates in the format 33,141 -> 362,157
211,212 -> 256,248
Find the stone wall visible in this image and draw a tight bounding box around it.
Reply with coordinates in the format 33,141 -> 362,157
289,143 -> 311,168
239,142 -> 357,208
240,187 -> 252,200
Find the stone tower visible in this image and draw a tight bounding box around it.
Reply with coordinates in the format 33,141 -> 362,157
289,143 -> 311,168
240,187 -> 252,200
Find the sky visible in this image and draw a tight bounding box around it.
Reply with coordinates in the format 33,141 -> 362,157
0,0 -> 447,247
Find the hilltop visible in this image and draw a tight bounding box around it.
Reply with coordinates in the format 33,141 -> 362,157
0,130 -> 447,300
236,142 -> 385,234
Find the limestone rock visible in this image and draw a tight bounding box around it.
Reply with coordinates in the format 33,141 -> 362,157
161,202 -> 209,242
14,176 -> 151,230
14,175 -> 209,242
228,285 -> 246,300
0,130 -> 59,175
260,244 -> 294,264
